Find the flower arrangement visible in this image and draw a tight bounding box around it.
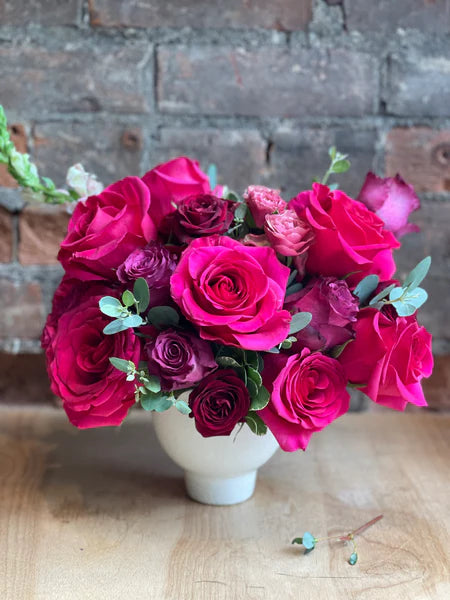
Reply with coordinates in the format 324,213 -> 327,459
1,104 -> 432,453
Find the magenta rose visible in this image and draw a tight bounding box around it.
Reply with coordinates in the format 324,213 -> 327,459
58,177 -> 157,281
357,172 -> 420,238
117,242 -> 178,307
260,350 -> 350,451
290,183 -> 400,287
145,329 -> 217,391
142,157 -> 214,228
243,185 -> 286,228
285,277 -> 359,351
188,369 -> 251,437
42,280 -> 141,429
338,307 -> 433,410
170,235 -> 291,351
264,209 -> 314,257
171,194 -> 235,242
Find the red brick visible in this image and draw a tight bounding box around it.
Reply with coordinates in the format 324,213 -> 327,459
0,207 -> 14,263
157,46 -> 378,117
0,280 -> 45,340
0,1 -> 82,25
33,121 -> 144,187
386,128 -> 450,193
0,44 -> 152,116
0,123 -> 28,188
345,0 -> 450,34
0,353 -> 56,406
18,204 -> 71,266
89,0 -> 312,30
148,128 -> 266,193
422,355 -> 450,412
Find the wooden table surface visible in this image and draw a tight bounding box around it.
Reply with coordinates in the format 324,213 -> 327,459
0,407 -> 449,600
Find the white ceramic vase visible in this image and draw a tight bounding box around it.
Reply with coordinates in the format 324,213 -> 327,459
152,403 -> 279,506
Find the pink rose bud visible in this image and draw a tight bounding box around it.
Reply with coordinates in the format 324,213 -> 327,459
357,172 -> 420,238
264,209 -> 314,257
243,185 -> 286,228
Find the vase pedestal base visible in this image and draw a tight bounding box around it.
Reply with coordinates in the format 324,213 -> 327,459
184,470 -> 257,506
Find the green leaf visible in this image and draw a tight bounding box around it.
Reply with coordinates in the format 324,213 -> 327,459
122,290 -> 135,308
287,269 -> 298,287
147,306 -> 179,329
41,176 -> 56,190
244,350 -> 259,370
403,256 -> 431,291
369,283 -> 397,306
121,314 -> 143,328
328,146 -> 337,160
140,393 -> 173,412
247,377 -> 259,400
348,552 -> 358,566
267,346 -> 280,354
247,366 -> 262,387
292,537 -> 303,545
133,278 -> 150,313
109,357 -> 132,373
175,399 -> 191,415
285,283 -> 303,297
329,339 -> 354,359
390,286 -> 428,316
144,375 -> 161,393
207,163 -> 217,190
353,274 -> 379,304
245,411 -> 267,435
234,202 -> 247,222
289,312 -> 312,335
332,159 -> 351,173
103,319 -> 130,335
250,385 -> 270,411
216,356 -> 242,370
99,296 -> 123,317
225,190 -> 241,203
257,354 -> 264,372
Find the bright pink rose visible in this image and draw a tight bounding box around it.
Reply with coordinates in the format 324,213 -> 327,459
264,209 -> 314,257
338,307 -> 433,410
170,236 -> 291,351
243,185 -> 286,228
142,157 -> 214,227
42,280 -> 141,428
285,277 -> 358,351
58,177 -> 157,281
189,369 -> 251,437
357,172 -> 420,238
260,350 -> 350,451
290,183 -> 400,287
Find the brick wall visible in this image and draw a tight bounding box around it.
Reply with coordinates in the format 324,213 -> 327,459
0,0 -> 449,409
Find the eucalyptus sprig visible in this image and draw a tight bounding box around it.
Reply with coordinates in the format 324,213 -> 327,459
317,146 -> 351,187
0,105 -> 78,204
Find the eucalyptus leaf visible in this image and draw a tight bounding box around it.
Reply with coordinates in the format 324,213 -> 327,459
121,314 -> 143,328
403,256 -> 431,291
285,283 -> 303,297
289,312 -> 312,335
369,283 -> 396,306
234,202 -> 247,221
287,269 -> 298,287
207,163 -> 217,190
122,290 -> 135,308
245,411 -> 267,435
328,146 -> 337,160
225,190 -> 242,203
147,306 -> 179,328
109,357 -> 131,373
133,277 -> 150,313
391,287 -> 428,316
140,394 -> 173,412
353,274 -> 379,304
144,375 -> 161,394
250,385 -> 270,411
175,399 -> 191,415
332,159 -> 350,173
103,319 -> 130,335
99,296 -> 123,317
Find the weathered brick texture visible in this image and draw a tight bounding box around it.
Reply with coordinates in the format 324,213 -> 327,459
19,204 -> 71,266
0,44 -> 152,117
89,0 -> 312,30
344,0 -> 450,34
157,46 -> 378,117
33,121 -> 144,187
0,280 -> 46,340
386,128 -> 450,193
386,51 -> 450,117
0,207 -> 13,263
0,0 -> 82,26
147,129 -> 267,193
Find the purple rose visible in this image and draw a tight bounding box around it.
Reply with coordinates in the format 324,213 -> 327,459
145,329 -> 217,391
357,172 -> 420,238
188,369 -> 251,437
117,241 -> 177,307
171,194 -> 235,243
286,277 -> 359,351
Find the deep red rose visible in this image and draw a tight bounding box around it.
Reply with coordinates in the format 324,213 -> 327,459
42,279 -> 141,428
171,193 -> 235,243
290,183 -> 400,287
260,349 -> 350,451
285,277 -> 359,351
142,157 -> 213,228
338,307 -> 433,410
357,172 -> 420,238
188,369 -> 251,437
145,329 -> 217,391
58,177 -> 157,281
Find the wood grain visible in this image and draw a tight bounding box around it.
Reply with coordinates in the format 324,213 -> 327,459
0,407 -> 449,599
